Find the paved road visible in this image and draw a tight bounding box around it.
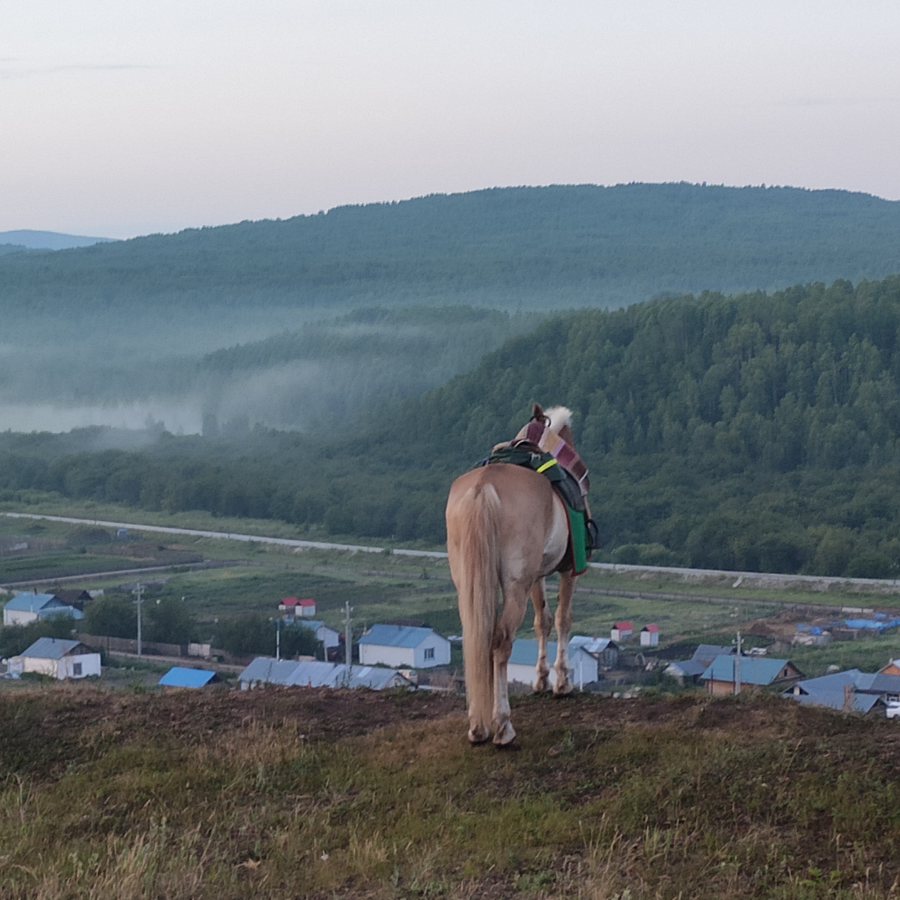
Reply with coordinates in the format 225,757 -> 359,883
1,512 -> 447,558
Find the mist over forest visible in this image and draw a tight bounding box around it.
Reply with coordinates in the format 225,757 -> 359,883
8,277 -> 900,579
2,183 -> 900,436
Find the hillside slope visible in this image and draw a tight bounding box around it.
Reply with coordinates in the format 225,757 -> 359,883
1,685 -> 899,899
2,183 -> 900,315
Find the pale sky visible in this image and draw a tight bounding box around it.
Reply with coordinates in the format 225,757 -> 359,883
3,1 -> 900,239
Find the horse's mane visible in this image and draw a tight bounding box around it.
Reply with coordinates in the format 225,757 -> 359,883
542,406 -> 573,436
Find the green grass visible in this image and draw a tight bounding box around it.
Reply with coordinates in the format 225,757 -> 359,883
2,686 -> 900,899
0,551 -> 161,582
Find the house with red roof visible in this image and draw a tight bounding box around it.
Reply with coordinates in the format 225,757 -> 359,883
640,623 -> 659,647
611,621 -> 633,642
278,597 -> 316,618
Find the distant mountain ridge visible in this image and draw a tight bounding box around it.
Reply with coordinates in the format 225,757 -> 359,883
0,229 -> 116,250
2,183 -> 900,315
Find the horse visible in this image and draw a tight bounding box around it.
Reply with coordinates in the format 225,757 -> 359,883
445,403 -> 587,746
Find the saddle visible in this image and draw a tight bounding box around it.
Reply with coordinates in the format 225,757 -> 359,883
478,429 -> 599,576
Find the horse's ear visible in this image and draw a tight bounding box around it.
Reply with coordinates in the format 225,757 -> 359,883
531,402 -> 545,422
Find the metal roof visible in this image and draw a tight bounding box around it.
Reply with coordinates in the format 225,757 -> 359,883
569,635 -> 616,654
509,639 -> 556,667
6,592 -> 63,612
239,657 -> 305,686
787,669 -> 900,714
158,667 -> 218,688
238,657 -> 410,691
509,638 -> 593,667
789,688 -> 883,714
358,624 -> 444,649
694,645 -> 734,663
20,637 -> 87,660
701,655 -> 798,685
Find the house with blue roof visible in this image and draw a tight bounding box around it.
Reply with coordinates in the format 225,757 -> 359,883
7,637 -> 100,680
664,645 -> 734,685
784,669 -> 891,715
701,655 -> 803,696
238,657 -> 411,691
158,667 -> 220,689
3,591 -> 83,626
507,638 -> 599,688
358,624 -> 450,669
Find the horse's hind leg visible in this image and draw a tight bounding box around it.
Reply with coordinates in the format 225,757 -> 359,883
552,571 -> 576,695
491,585 -> 529,745
531,578 -> 553,692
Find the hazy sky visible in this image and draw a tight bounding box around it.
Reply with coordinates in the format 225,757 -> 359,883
3,1 -> 900,239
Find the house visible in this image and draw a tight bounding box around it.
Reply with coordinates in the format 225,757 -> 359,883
279,597 -> 316,618
568,635 -> 619,669
50,589 -> 93,611
611,621 -> 633,642
3,592 -> 84,626
640,624 -> 659,647
506,639 -> 599,688
158,667 -> 220,689
7,638 -> 100,680
238,657 -> 411,691
295,620 -> 341,651
664,644 -> 734,685
785,669 -> 893,715
358,624 -> 451,669
879,659 -> 900,676
700,655 -> 803,696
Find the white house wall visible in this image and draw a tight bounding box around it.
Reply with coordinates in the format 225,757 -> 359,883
413,637 -> 451,668
3,609 -> 38,626
21,657 -> 57,677
359,645 -> 415,668
508,651 -> 597,688
60,653 -> 101,679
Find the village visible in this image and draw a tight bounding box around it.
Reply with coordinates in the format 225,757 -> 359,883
5,583 -> 900,719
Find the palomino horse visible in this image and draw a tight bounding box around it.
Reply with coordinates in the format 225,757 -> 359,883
446,403 -> 585,746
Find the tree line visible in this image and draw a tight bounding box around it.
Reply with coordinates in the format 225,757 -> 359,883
3,184 -> 900,316
6,275 -> 900,576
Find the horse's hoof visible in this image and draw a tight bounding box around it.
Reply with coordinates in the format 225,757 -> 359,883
468,726 -> 491,745
492,720 -> 517,746
553,681 -> 574,696
532,678 -> 549,693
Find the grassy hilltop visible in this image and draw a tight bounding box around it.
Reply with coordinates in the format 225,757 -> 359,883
2,685 -> 900,900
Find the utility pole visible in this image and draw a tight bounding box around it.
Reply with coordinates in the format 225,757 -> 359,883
733,630 -> 742,695
344,601 -> 353,682
134,583 -> 144,657
276,617 -> 281,661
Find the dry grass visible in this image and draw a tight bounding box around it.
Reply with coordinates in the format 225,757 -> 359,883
3,685 -> 900,898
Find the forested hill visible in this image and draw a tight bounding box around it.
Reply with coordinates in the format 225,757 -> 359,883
7,276 -> 900,578
3,183 -> 900,315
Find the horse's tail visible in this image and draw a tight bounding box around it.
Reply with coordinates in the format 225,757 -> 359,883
456,482 -> 501,740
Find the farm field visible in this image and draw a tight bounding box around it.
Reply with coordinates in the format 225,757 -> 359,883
6,506 -> 900,681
